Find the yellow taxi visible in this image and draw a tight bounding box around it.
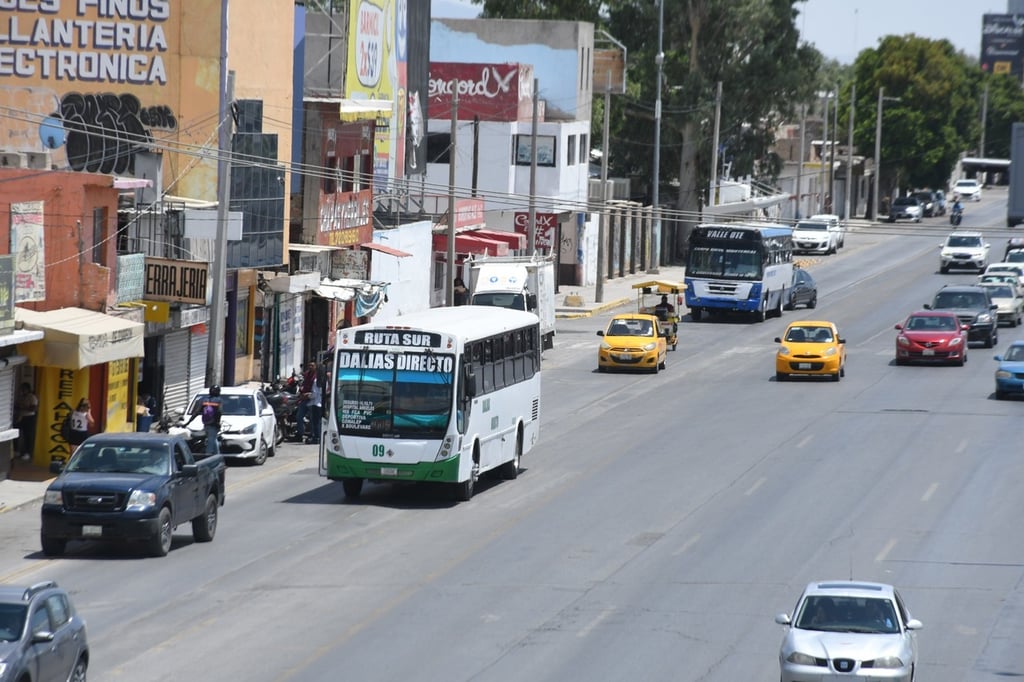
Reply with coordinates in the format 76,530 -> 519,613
774,320 -> 846,382
597,313 -> 668,373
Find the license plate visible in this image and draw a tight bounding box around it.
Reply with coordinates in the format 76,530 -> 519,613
616,353 -> 633,361
82,525 -> 102,537
380,467 -> 398,476
922,349 -> 935,356
797,363 -> 812,369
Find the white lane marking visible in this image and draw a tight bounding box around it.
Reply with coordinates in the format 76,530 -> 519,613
577,607 -> 615,638
744,477 -> 766,496
797,435 -> 813,449
875,538 -> 897,563
671,534 -> 701,556
921,482 -> 939,502
955,440 -> 967,455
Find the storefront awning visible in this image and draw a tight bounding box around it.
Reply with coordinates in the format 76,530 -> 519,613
466,229 -> 526,250
362,242 -> 412,258
338,99 -> 393,122
15,307 -> 144,369
432,233 -> 509,257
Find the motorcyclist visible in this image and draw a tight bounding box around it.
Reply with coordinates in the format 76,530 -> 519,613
951,196 -> 964,215
950,196 -> 964,225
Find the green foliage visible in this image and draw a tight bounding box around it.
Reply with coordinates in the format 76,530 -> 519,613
474,0 -> 605,23
983,73 -> 1024,159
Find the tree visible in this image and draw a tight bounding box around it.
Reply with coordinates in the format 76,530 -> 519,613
981,72 -> 1024,159
848,35 -> 980,196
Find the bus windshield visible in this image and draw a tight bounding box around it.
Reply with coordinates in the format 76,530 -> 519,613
687,247 -> 762,280
335,351 -> 455,438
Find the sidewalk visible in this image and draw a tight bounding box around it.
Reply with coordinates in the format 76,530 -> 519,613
0,459 -> 53,514
555,264 -> 688,319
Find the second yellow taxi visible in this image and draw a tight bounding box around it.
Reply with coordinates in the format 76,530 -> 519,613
774,320 -> 846,382
597,313 -> 668,373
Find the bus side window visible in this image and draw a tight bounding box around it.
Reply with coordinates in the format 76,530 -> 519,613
492,335 -> 505,390
512,330 -> 524,382
483,338 -> 495,393
504,332 -> 515,386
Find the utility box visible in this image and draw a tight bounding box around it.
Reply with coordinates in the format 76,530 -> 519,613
468,255 -> 556,350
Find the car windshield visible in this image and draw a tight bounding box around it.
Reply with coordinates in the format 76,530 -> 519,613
0,603 -> 27,641
934,291 -> 987,308
785,326 -> 833,342
947,236 -> 982,247
906,315 -> 957,331
1007,251 -> 1024,263
989,286 -> 1015,298
1004,346 -> 1024,361
795,596 -> 899,634
795,221 -> 827,231
64,443 -> 170,475
608,319 -> 655,337
189,394 -> 255,417
956,181 -> 977,188
893,198 -> 916,206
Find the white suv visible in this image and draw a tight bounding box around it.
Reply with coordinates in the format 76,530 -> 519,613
940,231 -> 990,273
809,213 -> 845,248
954,178 -> 982,202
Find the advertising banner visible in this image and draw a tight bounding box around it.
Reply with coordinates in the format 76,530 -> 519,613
982,14 -> 1024,78
10,201 -> 46,303
428,63 -> 534,122
106,358 -> 133,433
0,255 -> 14,336
144,257 -> 210,305
405,0 -> 430,175
514,212 -> 557,253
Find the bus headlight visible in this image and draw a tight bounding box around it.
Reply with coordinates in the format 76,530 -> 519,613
435,435 -> 456,462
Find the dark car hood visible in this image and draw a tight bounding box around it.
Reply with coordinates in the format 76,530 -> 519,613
54,472 -> 163,490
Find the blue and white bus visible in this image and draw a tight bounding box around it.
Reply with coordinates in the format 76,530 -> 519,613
684,223 -> 794,322
319,306 -> 541,501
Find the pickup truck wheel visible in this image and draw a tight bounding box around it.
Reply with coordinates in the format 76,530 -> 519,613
148,507 -> 173,557
40,535 -> 65,557
192,494 -> 218,542
254,440 -> 268,466
342,478 -> 363,498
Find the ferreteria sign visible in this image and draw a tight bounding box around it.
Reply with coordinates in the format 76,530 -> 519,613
144,257 -> 209,305
0,0 -> 171,84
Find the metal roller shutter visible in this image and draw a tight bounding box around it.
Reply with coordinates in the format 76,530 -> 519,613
188,327 -> 209,394
0,367 -> 15,432
162,330 -> 190,415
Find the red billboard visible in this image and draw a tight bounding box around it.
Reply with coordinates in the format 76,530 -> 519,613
428,63 -> 534,122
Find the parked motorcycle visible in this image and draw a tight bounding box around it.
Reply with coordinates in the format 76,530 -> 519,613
262,377 -> 303,444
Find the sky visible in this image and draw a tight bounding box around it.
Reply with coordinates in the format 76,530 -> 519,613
430,0 -> 1006,65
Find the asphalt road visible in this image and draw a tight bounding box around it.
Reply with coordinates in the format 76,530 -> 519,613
0,192 -> 1021,681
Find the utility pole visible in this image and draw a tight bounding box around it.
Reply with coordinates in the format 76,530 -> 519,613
528,77 -> 539,254
208,55 -> 233,387
980,81 -> 989,157
796,104 -> 806,220
650,0 -> 663,272
873,87 -> 883,221
709,80 -> 722,207
819,91 -> 829,214
597,71 -> 611,303
829,83 -> 838,213
446,84 -> 458,306
844,82 -> 856,221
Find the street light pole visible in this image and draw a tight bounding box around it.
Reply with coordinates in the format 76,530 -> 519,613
872,86 -> 900,221
650,0 -> 663,272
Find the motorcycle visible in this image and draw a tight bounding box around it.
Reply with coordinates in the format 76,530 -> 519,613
168,411 -> 210,454
950,206 -> 963,226
262,375 -> 303,444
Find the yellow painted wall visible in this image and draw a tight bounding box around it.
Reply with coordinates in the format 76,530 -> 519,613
35,366 -> 86,465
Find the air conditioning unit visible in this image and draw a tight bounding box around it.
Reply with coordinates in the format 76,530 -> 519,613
24,151 -> 50,169
0,152 -> 26,168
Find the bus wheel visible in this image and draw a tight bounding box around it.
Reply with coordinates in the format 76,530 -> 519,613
455,474 -> 475,501
691,308 -> 702,322
754,299 -> 767,323
500,431 -> 522,480
773,291 -> 784,318
342,478 -> 363,498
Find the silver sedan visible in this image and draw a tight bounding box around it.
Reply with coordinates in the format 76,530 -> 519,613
775,581 -> 922,681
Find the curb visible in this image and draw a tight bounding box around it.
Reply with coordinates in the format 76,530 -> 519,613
555,297 -> 630,319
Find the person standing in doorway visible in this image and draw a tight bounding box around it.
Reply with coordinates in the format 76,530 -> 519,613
306,374 -> 323,444
453,278 -> 469,305
14,383 -> 38,461
67,398 -> 96,449
201,386 -> 223,455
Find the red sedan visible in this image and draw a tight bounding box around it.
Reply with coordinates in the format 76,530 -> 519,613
895,311 -> 969,366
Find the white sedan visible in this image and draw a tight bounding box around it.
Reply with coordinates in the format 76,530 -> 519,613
181,387 -> 278,465
776,581 -> 922,682
954,178 -> 982,201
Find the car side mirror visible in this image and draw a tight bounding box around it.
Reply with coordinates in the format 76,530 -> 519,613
31,631 -> 55,644
180,463 -> 199,477
773,337 -> 782,343
923,304 -> 932,310
962,325 -> 970,331
838,337 -> 846,344
894,324 -> 903,330
905,618 -> 923,631
774,613 -> 792,625
992,304 -> 998,311
995,355 -> 1003,361
597,330 -> 604,336
49,461 -> 65,474
261,407 -> 275,417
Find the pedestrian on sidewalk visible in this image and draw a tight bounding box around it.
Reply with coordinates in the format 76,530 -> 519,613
14,382 -> 38,461
305,374 -> 323,444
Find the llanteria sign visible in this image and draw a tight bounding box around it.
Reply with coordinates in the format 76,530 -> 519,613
144,257 -> 209,305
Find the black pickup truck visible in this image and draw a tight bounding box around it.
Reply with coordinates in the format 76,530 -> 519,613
40,432 -> 226,557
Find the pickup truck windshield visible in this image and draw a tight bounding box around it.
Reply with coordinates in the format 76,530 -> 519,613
65,444 -> 170,475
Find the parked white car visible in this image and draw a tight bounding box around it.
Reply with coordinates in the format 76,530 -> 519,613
809,213 -> 845,248
792,218 -> 836,255
181,386 -> 278,464
954,178 -> 982,202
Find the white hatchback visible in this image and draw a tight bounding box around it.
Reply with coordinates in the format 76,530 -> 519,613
182,387 -> 278,464
792,219 -> 836,255
954,178 -> 982,202
809,213 -> 845,248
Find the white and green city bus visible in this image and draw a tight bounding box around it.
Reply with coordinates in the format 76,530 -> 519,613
319,306 -> 542,501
